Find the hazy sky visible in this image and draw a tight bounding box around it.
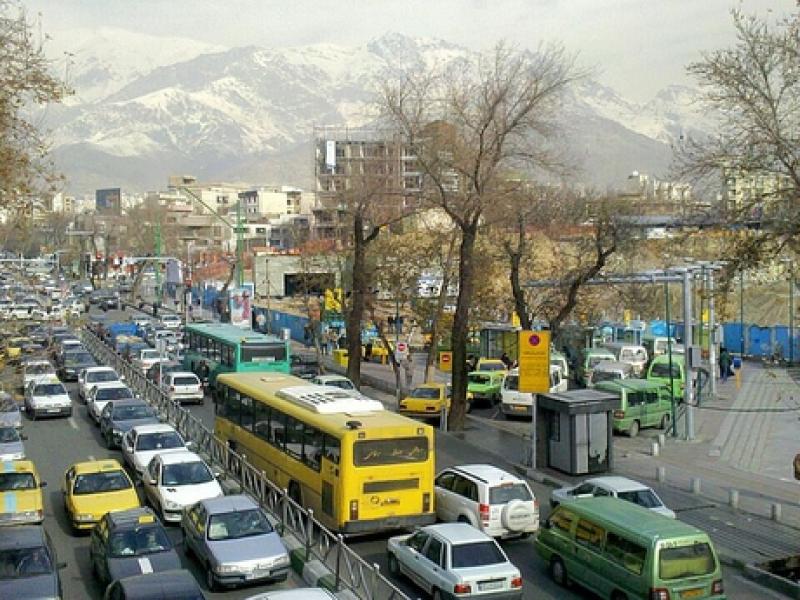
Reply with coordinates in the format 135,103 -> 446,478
25,0 -> 792,101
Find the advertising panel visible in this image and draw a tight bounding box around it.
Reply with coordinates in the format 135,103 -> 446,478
95,188 -> 122,215
229,284 -> 254,329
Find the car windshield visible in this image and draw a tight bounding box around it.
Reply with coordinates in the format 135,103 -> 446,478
136,432 -> 183,451
489,482 -> 532,504
659,543 -> 716,580
27,364 -> 52,375
618,488 -> 663,508
468,374 -> 490,385
173,376 -> 199,386
207,508 -> 272,541
113,405 -> 154,420
66,353 -> 94,365
88,371 -> 117,383
96,387 -> 133,401
651,362 -> 681,378
588,355 -> 614,368
0,397 -> 17,412
73,470 -> 131,495
0,472 -> 36,490
411,387 -> 439,399
325,379 -> 354,390
593,371 -> 621,383
504,375 -> 519,391
108,526 -> 172,557
478,362 -> 505,371
141,351 -> 160,359
0,546 -> 53,578
0,427 -> 20,443
33,383 -> 65,395
451,541 -> 506,568
162,461 -> 213,486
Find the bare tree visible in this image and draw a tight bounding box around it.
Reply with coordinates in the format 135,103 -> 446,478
380,43 -> 581,429
0,1 -> 66,206
678,10 -> 800,267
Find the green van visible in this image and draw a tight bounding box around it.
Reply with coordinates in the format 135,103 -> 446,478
576,347 -> 616,387
536,497 -> 726,599
647,354 -> 685,400
594,379 -> 673,437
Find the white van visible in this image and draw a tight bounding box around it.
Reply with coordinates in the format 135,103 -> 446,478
602,342 -> 648,376
550,350 -> 569,379
501,366 -> 567,418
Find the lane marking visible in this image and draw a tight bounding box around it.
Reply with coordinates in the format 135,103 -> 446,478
68,417 -> 79,430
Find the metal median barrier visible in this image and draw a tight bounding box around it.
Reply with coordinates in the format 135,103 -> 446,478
80,327 -> 411,600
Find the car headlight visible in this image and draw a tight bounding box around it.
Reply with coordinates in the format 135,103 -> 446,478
163,499 -> 182,511
112,428 -> 122,436
215,563 -> 241,574
74,513 -> 95,522
274,554 -> 290,567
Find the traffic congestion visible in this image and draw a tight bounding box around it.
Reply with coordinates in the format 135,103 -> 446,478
0,260 -> 747,600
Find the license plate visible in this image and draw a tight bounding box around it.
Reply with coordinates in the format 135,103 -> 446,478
479,580 -> 504,592
680,589 -> 704,599
513,405 -> 526,411
47,408 -> 62,413
248,569 -> 270,579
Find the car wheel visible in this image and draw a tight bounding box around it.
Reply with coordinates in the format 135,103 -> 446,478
205,564 -> 218,591
432,589 -> 443,600
104,431 -> 114,449
387,552 -> 399,576
660,413 -> 671,430
550,557 -> 568,586
629,420 -> 640,438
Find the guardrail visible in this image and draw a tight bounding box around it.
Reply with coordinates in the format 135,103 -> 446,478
80,326 -> 411,600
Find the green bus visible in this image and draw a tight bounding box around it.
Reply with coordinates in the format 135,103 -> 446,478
182,323 -> 291,389
536,497 -> 726,599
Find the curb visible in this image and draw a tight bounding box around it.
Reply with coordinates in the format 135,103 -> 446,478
283,537 -> 360,599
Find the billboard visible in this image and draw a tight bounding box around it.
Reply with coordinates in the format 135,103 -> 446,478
325,140 -> 336,170
229,284 -> 254,329
96,188 -> 121,215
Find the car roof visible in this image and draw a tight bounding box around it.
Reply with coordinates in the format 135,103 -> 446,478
245,589 -> 338,600
314,375 -> 350,382
117,570 -> 202,597
85,366 -> 117,373
71,459 -> 126,475
443,464 -> 522,485
131,423 -> 177,435
424,522 -> 493,544
107,507 -> 160,529
32,376 -> 64,386
585,476 -> 651,492
156,450 -> 202,465
1,459 -> 37,473
0,525 -> 46,550
200,494 -> 258,514
109,399 -> 149,409
167,372 -> 199,379
92,382 -> 129,390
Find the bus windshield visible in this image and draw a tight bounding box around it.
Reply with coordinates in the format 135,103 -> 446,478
241,343 -> 287,363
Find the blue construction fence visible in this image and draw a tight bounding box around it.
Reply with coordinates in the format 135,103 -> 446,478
252,306 -> 309,343
721,323 -> 800,359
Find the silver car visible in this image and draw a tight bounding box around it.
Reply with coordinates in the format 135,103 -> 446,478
0,394 -> 22,429
0,426 -> 26,460
387,523 -> 523,599
181,495 -> 290,591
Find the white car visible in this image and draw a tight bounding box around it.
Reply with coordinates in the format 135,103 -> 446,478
87,382 -> 135,424
121,423 -> 190,477
310,374 -> 356,390
159,314 -> 182,330
550,475 -> 676,518
134,348 -> 162,373
22,360 -> 57,389
434,464 -> 539,539
142,451 -> 222,522
24,376 -> 72,419
160,372 -> 204,405
78,366 -> 122,402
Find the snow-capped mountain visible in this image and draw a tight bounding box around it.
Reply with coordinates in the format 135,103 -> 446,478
43,31 -> 710,193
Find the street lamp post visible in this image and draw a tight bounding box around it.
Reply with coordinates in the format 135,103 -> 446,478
781,258 -> 795,365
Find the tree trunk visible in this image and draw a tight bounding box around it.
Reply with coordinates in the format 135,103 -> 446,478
425,235 -> 458,382
346,216 -> 366,388
508,240 -> 532,330
449,224 -> 477,431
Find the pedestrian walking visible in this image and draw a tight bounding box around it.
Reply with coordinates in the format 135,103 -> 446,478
719,347 -> 731,383
364,341 -> 373,363
403,355 -> 414,390
500,352 -> 512,369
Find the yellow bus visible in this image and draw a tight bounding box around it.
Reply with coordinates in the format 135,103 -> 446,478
213,372 -> 436,534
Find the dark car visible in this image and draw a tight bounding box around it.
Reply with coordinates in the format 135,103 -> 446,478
99,400 -> 160,449
103,569 -> 205,600
58,350 -> 97,381
90,508 -> 181,589
0,525 -> 65,599
290,354 -> 320,380
100,291 -> 121,311
145,361 -> 182,387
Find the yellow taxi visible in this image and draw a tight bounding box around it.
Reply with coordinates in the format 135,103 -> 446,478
399,382 -> 452,421
63,459 -> 140,531
0,459 -> 46,525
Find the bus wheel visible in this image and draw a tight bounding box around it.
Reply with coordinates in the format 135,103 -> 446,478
288,481 -> 302,505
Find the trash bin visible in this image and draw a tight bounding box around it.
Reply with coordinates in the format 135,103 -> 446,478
333,349 -> 349,368
732,356 -> 742,369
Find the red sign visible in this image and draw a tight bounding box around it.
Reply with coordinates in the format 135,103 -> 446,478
397,342 -> 408,352
528,333 -> 541,346
441,353 -> 450,363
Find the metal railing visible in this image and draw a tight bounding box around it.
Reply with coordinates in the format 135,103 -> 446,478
80,327 -> 410,600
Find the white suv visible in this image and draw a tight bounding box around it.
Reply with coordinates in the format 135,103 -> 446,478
434,464 -> 539,539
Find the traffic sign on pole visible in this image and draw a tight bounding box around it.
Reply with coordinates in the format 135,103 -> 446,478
518,330 -> 551,393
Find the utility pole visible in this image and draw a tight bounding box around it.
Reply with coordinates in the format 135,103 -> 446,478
236,199 -> 244,287
682,268 -> 695,441
154,223 -> 162,302
707,267 -> 717,398
664,280 -> 677,436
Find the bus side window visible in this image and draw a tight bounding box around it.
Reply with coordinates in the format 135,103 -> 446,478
253,402 -> 271,440
285,416 -> 304,460
323,435 -> 340,465
227,390 -> 242,425
303,425 -> 323,472
216,386 -> 228,418
270,410 -> 286,450
240,394 -> 254,430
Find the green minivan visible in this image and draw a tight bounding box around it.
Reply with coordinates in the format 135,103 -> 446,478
594,379 -> 673,437
576,347 -> 616,387
536,497 -> 726,600
647,354 -> 685,400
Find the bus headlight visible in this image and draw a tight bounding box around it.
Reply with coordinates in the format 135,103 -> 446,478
423,492 -> 431,513
349,500 -> 358,521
